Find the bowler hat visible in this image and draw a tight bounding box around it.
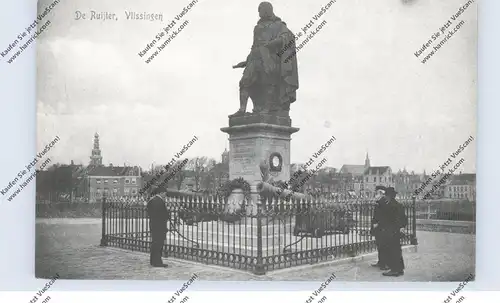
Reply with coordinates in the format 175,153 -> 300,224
375,185 -> 387,191
385,187 -> 397,197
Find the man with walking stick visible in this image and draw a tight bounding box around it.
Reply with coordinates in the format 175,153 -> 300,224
380,187 -> 407,277
147,187 -> 170,268
370,185 -> 389,270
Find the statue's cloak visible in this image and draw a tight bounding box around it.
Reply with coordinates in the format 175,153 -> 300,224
249,15 -> 299,110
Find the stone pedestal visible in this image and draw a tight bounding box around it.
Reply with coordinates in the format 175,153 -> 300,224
221,113 -> 299,215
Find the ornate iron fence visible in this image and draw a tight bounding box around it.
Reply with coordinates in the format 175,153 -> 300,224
100,194 -> 417,274
414,199 -> 476,221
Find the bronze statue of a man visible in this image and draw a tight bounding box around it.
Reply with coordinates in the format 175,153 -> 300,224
231,2 -> 299,117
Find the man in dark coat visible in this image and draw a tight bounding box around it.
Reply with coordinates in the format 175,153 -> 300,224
380,187 -> 408,276
370,185 -> 389,270
147,187 -> 170,267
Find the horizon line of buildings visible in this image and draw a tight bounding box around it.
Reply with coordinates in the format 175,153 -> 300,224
36,133 -> 476,202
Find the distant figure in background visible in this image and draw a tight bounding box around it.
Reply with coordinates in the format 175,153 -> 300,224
147,187 -> 170,268
370,185 -> 389,270
380,187 -> 408,277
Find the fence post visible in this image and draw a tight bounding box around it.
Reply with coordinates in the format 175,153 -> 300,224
100,196 -> 107,246
411,196 -> 418,245
253,194 -> 266,275
427,200 -> 431,220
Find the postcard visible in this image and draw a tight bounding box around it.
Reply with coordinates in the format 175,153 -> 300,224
29,0 -> 476,284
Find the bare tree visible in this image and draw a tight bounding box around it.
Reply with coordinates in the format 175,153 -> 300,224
152,164 -> 167,175
317,168 -> 336,194
187,157 -> 211,191
200,158 -> 217,192
212,161 -> 229,191
173,159 -> 188,190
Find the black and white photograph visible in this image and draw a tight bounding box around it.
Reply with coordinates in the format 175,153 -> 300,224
32,0 -> 476,283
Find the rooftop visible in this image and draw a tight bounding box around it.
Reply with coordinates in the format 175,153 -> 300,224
86,166 -> 141,177
365,166 -> 391,175
339,165 -> 366,175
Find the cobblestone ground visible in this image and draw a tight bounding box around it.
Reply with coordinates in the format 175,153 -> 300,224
35,218 -> 475,281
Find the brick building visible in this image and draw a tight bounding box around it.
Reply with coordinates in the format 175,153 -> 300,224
84,133 -> 143,201
444,173 -> 476,201
363,166 -> 394,197
394,169 -> 424,197
87,165 -> 142,201
339,153 -> 394,197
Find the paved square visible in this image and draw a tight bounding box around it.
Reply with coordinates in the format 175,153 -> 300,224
36,218 -> 475,281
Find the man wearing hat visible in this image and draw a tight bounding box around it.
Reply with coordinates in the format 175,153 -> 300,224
370,185 -> 389,270
147,187 -> 170,267
380,187 -> 407,277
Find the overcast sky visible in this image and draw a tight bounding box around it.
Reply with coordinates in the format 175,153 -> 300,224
36,0 -> 477,173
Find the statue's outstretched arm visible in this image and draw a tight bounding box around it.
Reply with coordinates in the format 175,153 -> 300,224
232,61 -> 247,69
233,52 -> 251,69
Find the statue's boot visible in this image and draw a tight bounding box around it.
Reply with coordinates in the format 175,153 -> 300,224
229,110 -> 245,117
229,90 -> 249,117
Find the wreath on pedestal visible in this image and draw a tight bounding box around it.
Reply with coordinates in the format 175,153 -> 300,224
217,177 -> 251,222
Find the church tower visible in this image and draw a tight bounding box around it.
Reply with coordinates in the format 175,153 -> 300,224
221,148 -> 229,164
90,132 -> 103,166
364,152 -> 370,169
